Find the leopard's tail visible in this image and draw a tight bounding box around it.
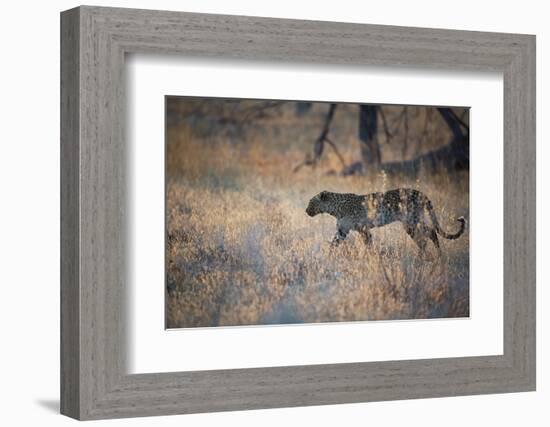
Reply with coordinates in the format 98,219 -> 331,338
426,200 -> 466,240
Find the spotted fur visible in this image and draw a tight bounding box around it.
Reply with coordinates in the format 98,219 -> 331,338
305,189 -> 465,256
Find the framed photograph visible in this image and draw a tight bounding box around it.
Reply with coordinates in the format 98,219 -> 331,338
61,6 -> 536,420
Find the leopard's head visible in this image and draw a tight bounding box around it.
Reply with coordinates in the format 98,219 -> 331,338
306,191 -> 332,217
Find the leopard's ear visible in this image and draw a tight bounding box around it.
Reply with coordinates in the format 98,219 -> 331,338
320,191 -> 328,201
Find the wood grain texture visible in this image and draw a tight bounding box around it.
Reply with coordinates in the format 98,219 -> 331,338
60,5 -> 536,420
60,7 -> 80,419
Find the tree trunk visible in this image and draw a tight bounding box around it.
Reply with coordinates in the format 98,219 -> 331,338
436,107 -> 469,170
358,105 -> 381,165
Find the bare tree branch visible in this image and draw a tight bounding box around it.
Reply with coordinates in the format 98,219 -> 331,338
292,156 -> 315,173
390,107 -> 406,135
378,107 -> 393,143
311,103 -> 337,165
325,136 -> 347,168
415,107 -> 433,156
294,103 -> 338,172
447,108 -> 470,134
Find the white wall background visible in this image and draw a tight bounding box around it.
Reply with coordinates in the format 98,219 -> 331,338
0,0 -> 546,425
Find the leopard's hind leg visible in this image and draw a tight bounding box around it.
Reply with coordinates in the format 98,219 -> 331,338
427,227 -> 443,257
404,224 -> 432,260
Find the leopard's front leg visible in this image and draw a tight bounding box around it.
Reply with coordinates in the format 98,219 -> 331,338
359,226 -> 373,246
330,228 -> 349,247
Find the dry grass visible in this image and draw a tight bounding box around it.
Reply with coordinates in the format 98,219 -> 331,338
165,103 -> 469,328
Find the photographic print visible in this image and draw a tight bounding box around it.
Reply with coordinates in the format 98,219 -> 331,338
165,97 -> 469,329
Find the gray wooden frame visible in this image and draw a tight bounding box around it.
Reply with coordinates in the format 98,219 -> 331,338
61,5 -> 536,420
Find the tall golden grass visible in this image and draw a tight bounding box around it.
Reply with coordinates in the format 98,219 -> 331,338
165,102 -> 469,328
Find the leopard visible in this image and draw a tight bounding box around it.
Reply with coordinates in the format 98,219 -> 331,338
305,188 -> 465,257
